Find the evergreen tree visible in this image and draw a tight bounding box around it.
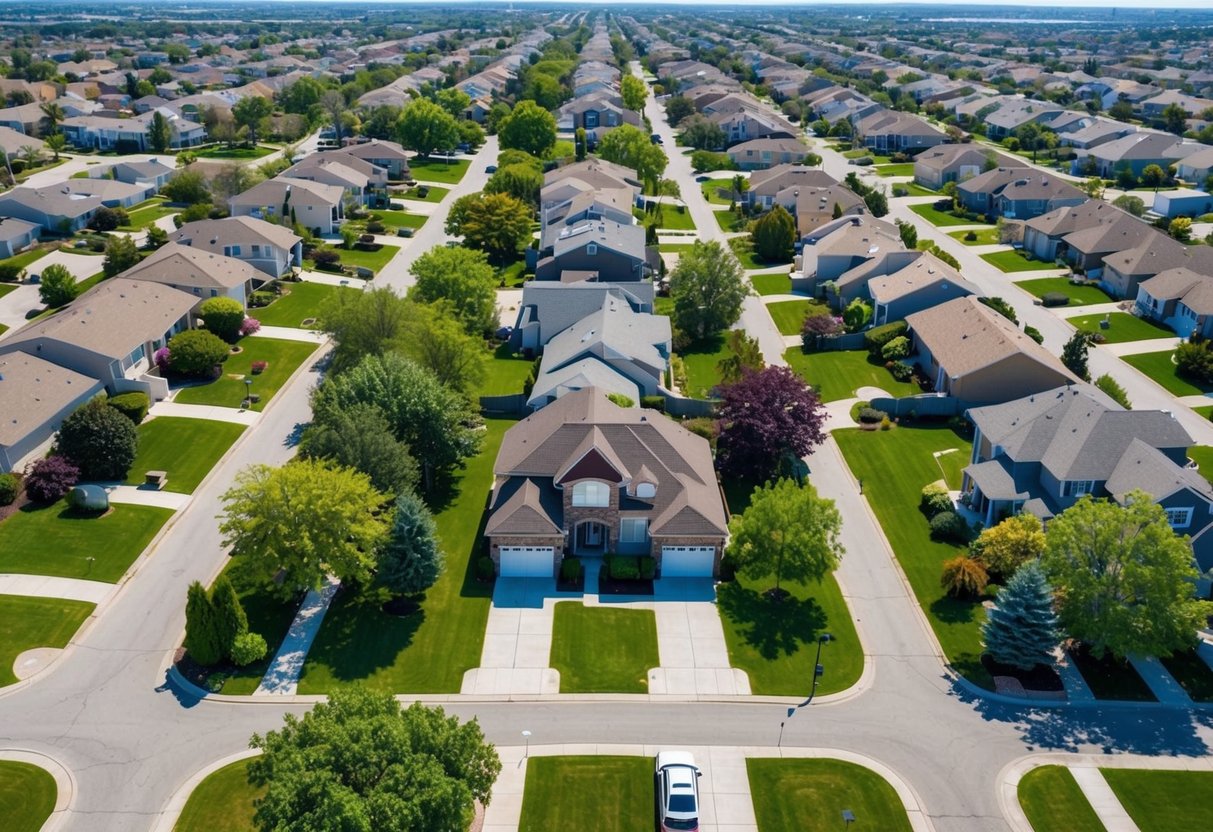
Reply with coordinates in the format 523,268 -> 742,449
1061,331 -> 1093,381
377,491 -> 444,596
210,575 -> 248,659
981,561 -> 1060,670
183,581 -> 224,666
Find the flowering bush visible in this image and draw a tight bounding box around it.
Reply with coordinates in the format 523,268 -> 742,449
239,317 -> 261,337
250,360 -> 268,375
153,347 -> 171,372
24,456 -> 80,504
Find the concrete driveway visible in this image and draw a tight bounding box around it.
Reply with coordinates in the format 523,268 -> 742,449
0,249 -> 106,336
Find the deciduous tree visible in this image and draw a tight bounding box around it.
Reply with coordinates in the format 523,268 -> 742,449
396,97 -> 459,158
497,99 -> 556,158
407,245 -> 499,336
971,513 -> 1045,580
232,95 -> 272,146
750,205 -> 796,263
621,74 -> 648,111
102,233 -> 141,276
300,402 -> 420,496
597,123 -> 667,188
716,366 -> 827,481
726,478 -> 843,593
38,263 -> 79,308
55,397 -> 138,481
444,192 -> 532,263
669,240 -> 747,340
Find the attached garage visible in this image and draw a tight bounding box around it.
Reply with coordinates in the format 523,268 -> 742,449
660,546 -> 716,577
498,546 -> 556,578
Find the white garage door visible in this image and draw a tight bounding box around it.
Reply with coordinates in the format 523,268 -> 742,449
660,546 -> 716,577
499,546 -> 555,578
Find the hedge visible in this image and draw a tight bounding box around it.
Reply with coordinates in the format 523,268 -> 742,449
863,320 -> 907,355
107,391 -> 150,424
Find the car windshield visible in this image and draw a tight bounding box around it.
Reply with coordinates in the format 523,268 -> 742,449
664,818 -> 698,830
669,794 -> 697,812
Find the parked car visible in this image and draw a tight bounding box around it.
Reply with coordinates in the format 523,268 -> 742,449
651,133 -> 664,145
655,751 -> 701,832
485,164 -> 498,173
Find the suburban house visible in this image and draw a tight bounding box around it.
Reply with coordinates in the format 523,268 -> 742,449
228,177 -> 345,236
1021,200 -> 1125,264
707,105 -> 797,146
1134,268 -> 1213,339
539,189 -> 635,251
1103,236 -> 1213,301
793,215 -> 904,292
60,109 -> 204,151
1081,132 -> 1190,179
1060,119 -> 1136,151
282,152 -> 388,205
1177,148 -> 1213,185
0,186 -> 103,233
962,385 -> 1213,569
853,109 -> 947,154
333,138 -> 412,180
746,165 -> 837,211
99,159 -> 175,189
1061,213 -> 1158,279
956,168 -> 1085,220
0,278 -> 197,402
484,388 -> 729,578
0,216 -> 40,258
913,144 -> 1020,191
0,351 -> 106,473
558,95 -> 641,136
832,248 -> 920,310
509,282 -> 655,356
905,296 -> 1077,405
1152,190 -> 1213,220
169,216 -> 303,278
726,138 -> 810,171
868,253 -> 981,325
117,242 -> 261,307
0,125 -> 47,158
544,159 -> 641,205
982,99 -> 1063,140
534,219 -> 650,284
772,184 -> 866,236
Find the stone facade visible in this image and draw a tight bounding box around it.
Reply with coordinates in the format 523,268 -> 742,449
487,534 -> 567,575
650,536 -> 725,576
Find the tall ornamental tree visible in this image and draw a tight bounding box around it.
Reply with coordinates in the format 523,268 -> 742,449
597,124 -> 667,189
497,99 -> 556,158
321,287 -> 414,373
621,74 -> 648,111
1042,492 -> 1213,659
981,561 -> 1061,670
149,110 -> 172,153
183,580 -> 224,667
378,491 -> 444,597
716,366 -> 827,482
38,263 -> 79,308
971,513 -> 1046,581
669,240 -> 748,340
751,205 -> 796,263
299,402 -> 420,497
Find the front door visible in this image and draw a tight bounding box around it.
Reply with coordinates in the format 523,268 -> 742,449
584,523 -> 602,546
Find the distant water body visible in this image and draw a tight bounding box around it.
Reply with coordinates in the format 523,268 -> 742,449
925,17 -> 1091,23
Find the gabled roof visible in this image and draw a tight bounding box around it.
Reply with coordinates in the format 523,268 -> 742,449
230,176 -> 343,207
0,351 -> 101,447
169,215 -> 302,253
483,478 -> 563,536
119,242 -> 258,290
914,143 -> 1019,173
1140,268 -> 1213,315
1106,439 -> 1213,505
869,252 -> 979,304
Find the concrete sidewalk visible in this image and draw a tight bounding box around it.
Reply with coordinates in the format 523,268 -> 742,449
1099,337 -> 1183,357
1129,655 -> 1192,705
254,576 -> 340,695
1070,767 -> 1141,832
149,400 -> 260,425
0,573 -> 114,604
254,325 -> 327,343
105,485 -> 191,511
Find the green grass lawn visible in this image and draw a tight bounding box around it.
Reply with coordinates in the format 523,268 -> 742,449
1123,350 -> 1209,396
322,243 -> 401,274
519,756 -> 652,832
679,335 -> 731,399
550,602 -> 658,693
1101,769 -> 1213,831
1017,766 -> 1106,832
748,758 -> 912,832
948,227 -> 1001,246
497,259 -> 530,288
214,558 -> 301,695
875,162 -> 915,177
119,198 -> 177,230
899,182 -> 939,197
367,209 -> 427,229
784,348 -> 919,402
476,346 -> 535,398
909,203 -> 986,228
714,210 -> 747,233
0,595 -> 94,687
252,281 -> 354,329
1066,312 -> 1173,344
0,759 -> 57,832
1187,446 -> 1213,485
701,179 -> 736,204
730,237 -> 791,270
981,249 -> 1061,273
1069,649 -> 1156,701
397,184 -> 449,203
658,242 -> 695,254
767,299 -> 829,336
752,272 -> 792,296
173,758 -> 261,832
0,283 -> 16,299
124,417 -> 245,494
296,419 -> 509,693
1159,649 -> 1213,702
654,295 -> 673,317
175,337 -> 318,412
0,502 -> 173,583
0,248 -> 48,274
1016,277 -> 1113,306
408,157 -> 470,184
654,204 -> 696,230
1193,405 -> 1213,419
834,426 -> 990,686
193,144 -> 274,159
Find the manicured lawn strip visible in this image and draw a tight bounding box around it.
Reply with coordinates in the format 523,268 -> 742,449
701,179 -> 736,204
1066,312 -> 1173,344
1122,350 -> 1208,396
477,346 -> 534,398
730,237 -> 791,270
0,283 -> 15,298
1158,649 -> 1213,702
252,281 -> 353,328
296,419 -> 509,693
519,756 -> 652,832
899,183 -> 939,197
550,602 -> 658,693
658,243 -> 694,254
653,204 -> 696,230
909,203 -> 985,227
0,759 -> 57,832
1017,765 -> 1107,832
679,335 -> 730,399
783,348 -> 919,402
120,199 -> 178,230
714,210 -> 747,233
326,243 -> 401,273
366,209 -> 426,229
175,337 -> 318,412
0,248 -> 49,273
1016,277 -> 1113,306
981,249 -> 1060,273
1187,446 -> 1213,485
173,758 -> 261,832
1192,405 -> 1213,420
216,558 -> 301,695
1069,649 -> 1156,701
768,299 -> 829,336
193,144 -> 274,159
751,272 -> 792,296
0,595 -> 94,687
0,502 -> 173,582
396,184 -> 448,203
407,157 -> 470,184
834,427 -> 990,686
875,162 -> 915,177
747,758 -> 912,832
124,417 -> 245,494
1101,769 -> 1213,832
947,227 -> 1001,246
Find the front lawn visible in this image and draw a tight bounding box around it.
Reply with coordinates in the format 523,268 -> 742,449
125,417 -> 245,494
1159,649 -> 1213,702
0,595 -> 94,687
252,281 -> 355,329
310,243 -> 401,274
747,758 -> 912,832
476,346 -> 535,398
730,237 -> 791,270
909,203 -> 985,228
678,335 -> 731,399
0,248 -> 49,275
899,182 -> 939,197
874,162 -> 915,177
658,242 -> 694,254
1101,769 -> 1213,832
784,348 -> 919,402
213,557 -> 301,695
701,179 -> 736,205
296,419 -> 509,693
550,602 -> 658,693
1066,312 -> 1173,344
834,426 -> 989,686
193,144 -> 275,160
119,197 -> 178,230
519,756 -> 652,832
1123,350 -> 1210,396
408,157 -> 470,184
173,758 -> 261,832
1187,446 -> 1213,486
981,249 -> 1060,273
366,209 -> 427,230
397,184 -> 449,203
947,227 -> 1001,246
174,337 -> 319,412
767,299 -> 829,336
1017,766 -> 1106,832
1069,648 -> 1156,702
0,283 -> 15,298
653,204 -> 696,231
0,759 -> 57,832
1017,277 -> 1113,307
752,272 -> 792,296
714,210 -> 748,233
0,502 -> 173,582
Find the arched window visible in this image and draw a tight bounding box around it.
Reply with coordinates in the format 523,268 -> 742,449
572,481 -> 610,507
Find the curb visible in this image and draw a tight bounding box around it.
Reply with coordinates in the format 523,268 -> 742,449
151,748 -> 262,832
0,747 -> 75,831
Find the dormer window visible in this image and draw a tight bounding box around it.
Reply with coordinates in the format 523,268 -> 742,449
635,482 -> 656,499
587,244 -> 598,256
572,481 -> 610,507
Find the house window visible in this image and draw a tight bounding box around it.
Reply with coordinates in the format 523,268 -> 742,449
251,244 -> 261,256
635,482 -> 656,499
572,481 -> 610,507
1061,480 -> 1094,497
224,244 -> 241,256
620,518 -> 648,543
586,244 -> 598,256
1166,507 -> 1193,529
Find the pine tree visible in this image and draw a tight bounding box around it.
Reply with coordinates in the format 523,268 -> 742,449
183,581 -> 224,666
211,575 -> 249,659
377,491 -> 444,596
982,561 -> 1061,670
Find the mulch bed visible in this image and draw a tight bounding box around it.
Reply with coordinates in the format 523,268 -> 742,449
556,571 -> 584,593
0,490 -> 32,523
981,654 -> 1064,692
596,574 -> 654,596
174,648 -> 237,693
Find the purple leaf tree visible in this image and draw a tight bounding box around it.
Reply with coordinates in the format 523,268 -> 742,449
716,366 -> 827,481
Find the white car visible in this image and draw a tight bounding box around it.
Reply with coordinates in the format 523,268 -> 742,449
655,751 -> 701,832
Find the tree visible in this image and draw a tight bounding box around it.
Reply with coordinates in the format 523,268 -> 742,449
726,478 -> 843,594
716,366 -> 827,481
982,561 -> 1061,670
55,397 -> 139,481
716,330 -> 764,386
198,296 -> 246,343
396,98 -> 459,158
895,218 -> 917,249
312,353 -> 482,492
574,126 -> 587,161
1141,163 -> 1165,192
279,76 -> 324,114
183,581 -> 224,667
751,205 -> 796,263
1112,194 -> 1145,217
1094,374 -> 1132,410
398,301 -> 488,394
321,287 -> 414,373
842,298 -> 872,333
1061,330 -> 1093,381
1082,176 -> 1105,200
88,205 -> 129,232
941,556 -> 989,598
679,115 -> 727,151
1169,216 -> 1193,243
498,99 -> 556,158
863,188 -> 888,217
248,689 -> 501,832
39,101 -> 65,134
38,263 -> 79,308
300,402 -> 421,497
1042,492 -> 1213,659
484,162 -> 544,206
232,95 -> 272,146
971,514 -> 1045,580
45,132 -> 66,161
1162,102 -> 1188,136
621,74 -> 648,111
664,95 -> 694,126
379,491 -> 443,596
103,234 -> 141,277
161,170 -> 211,205
669,240 -> 747,340
320,90 -> 350,144
220,459 -> 388,598
23,456 -> 79,504
434,87 -> 471,119
210,574 -> 249,659
597,124 -> 668,189
149,110 -> 172,153
444,192 -> 532,263
1177,340 -> 1213,384
801,313 -> 844,351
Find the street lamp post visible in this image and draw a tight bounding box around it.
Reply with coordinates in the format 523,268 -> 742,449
842,808 -> 855,828
779,633 -> 832,745
521,729 -> 532,759
244,377 -> 253,406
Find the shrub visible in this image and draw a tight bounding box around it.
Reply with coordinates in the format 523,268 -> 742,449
476,556 -> 495,582
366,220 -> 385,233
358,234 -> 375,245
250,360 -> 268,374
87,205 -> 129,232
24,456 -> 79,503
198,296 -> 246,343
639,556 -> 657,581
559,558 -> 583,583
681,417 -> 717,444
929,510 -> 968,542
153,346 -> 171,373
887,360 -> 914,381
229,631 -> 268,667
55,398 -> 138,481
107,391 -> 150,424
640,395 -> 666,411
864,320 -> 908,355
607,555 -> 641,580
920,483 -> 953,517
941,556 -> 989,598
1094,373 -> 1132,410
0,262 -> 23,281
606,393 -> 635,408
1023,325 -> 1044,345
313,247 -> 341,269
1040,292 -> 1070,308
249,290 -> 276,308
849,400 -> 871,424
166,330 -> 229,377
857,407 -> 886,424
1176,340 -> 1213,384
963,230 -> 978,242
879,415 -> 892,430
978,296 -> 1017,324
239,317 -> 261,337
38,263 -> 79,309
880,335 -> 911,360
892,185 -> 908,197
0,473 -> 19,506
